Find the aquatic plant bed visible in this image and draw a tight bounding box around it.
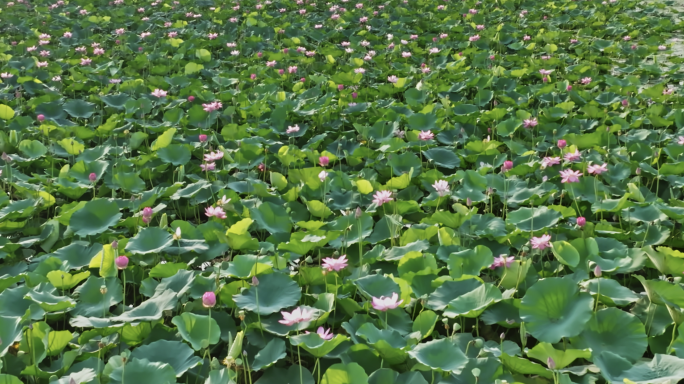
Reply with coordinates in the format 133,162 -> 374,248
0,0 -> 684,383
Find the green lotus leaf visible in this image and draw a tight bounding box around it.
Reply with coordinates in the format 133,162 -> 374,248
156,144 -> 191,166
69,200 -> 122,237
321,363 -> 369,384
500,353 -> 553,379
447,246 -> 494,279
570,307 -> 646,363
18,140 -> 48,160
254,365 -> 315,384
519,277 -> 594,343
594,352 -> 684,384
356,323 -> 408,365
506,207 -> 563,231
249,201 -> 293,234
551,241 -> 580,267
129,340 -> 201,376
412,310 -> 438,340
171,312 -> 220,351
25,283 -> 76,312
251,338 -> 287,370
108,357 -> 176,384
0,316 -> 23,357
423,148 -> 461,169
354,274 -> 402,300
581,278 -> 639,306
112,289 -> 177,322
290,333 -> 348,359
408,338 -> 468,372
426,279 -> 481,311
444,283 -> 503,318
233,273 -> 302,315
526,342 -> 591,370
0,374 -> 23,384
72,276 -> 122,317
125,227 -> 174,255
63,100 -> 96,119
368,369 -> 428,384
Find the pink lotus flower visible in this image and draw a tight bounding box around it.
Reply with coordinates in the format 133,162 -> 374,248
89,173 -> 97,182
539,69 -> 552,76
523,35 -> 531,41
37,61 -> 49,68
279,307 -> 314,326
530,234 -> 552,250
372,292 -> 403,311
286,125 -> 300,134
432,180 -> 449,196
200,162 -> 216,171
372,190 -> 393,206
319,156 -> 330,166
306,326 -> 333,340
570,39 -> 578,44
557,140 -> 567,148
115,28 -> 125,35
490,255 -> 515,269
63,32 -> 72,38
151,89 -> 167,98
322,254 -> 348,272
387,75 -> 398,83
168,31 -> 178,38
576,217 -> 586,227
559,169 -> 582,183
541,156 -> 561,169
202,292 -> 216,308
659,45 -> 667,51
503,160 -> 513,171
208,33 -> 218,40
204,150 -> 224,162
288,66 -> 298,74
469,35 -> 480,42
93,48 -> 105,55
199,134 -> 208,142
678,136 -> 684,145
418,130 -> 434,141
205,206 -> 227,219
523,118 -> 538,128
564,149 -> 581,162
587,163 -> 608,175
580,77 -> 592,85
0,73 -> 13,79
318,170 -> 328,182
115,256 -> 129,270
202,102 -> 222,112
266,60 -> 277,67
80,58 -> 92,65
139,32 -> 151,39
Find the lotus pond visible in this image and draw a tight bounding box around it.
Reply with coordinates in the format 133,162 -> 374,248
1,0 -> 684,383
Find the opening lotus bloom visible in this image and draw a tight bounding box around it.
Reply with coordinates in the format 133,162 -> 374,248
541,156 -> 561,169
432,180 -> 450,196
306,326 -> 333,340
205,206 -> 227,219
372,292 -> 403,311
563,149 -> 581,162
418,130 -> 434,141
490,255 -> 515,269
530,234 -> 552,250
318,170 -> 328,182
587,163 -> 608,175
279,307 -> 314,326
523,118 -> 538,128
151,89 -> 167,98
372,190 -> 393,206
559,169 -> 582,183
322,255 -> 348,272
202,291 -> 216,308
286,125 -> 300,134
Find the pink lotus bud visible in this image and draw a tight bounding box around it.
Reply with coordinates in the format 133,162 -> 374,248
283,48 -> 289,53
352,92 -> 358,99
142,207 -> 153,217
621,99 -> 628,107
115,256 -> 129,270
202,291 -> 216,308
576,216 -> 586,227
566,85 -> 572,91
252,276 -> 259,286
432,37 -> 438,42
278,69 -> 284,75
337,84 -> 344,91
199,134 -> 207,142
89,173 -> 97,182
636,167 -> 641,175
489,55 -> 495,60
631,44 -> 637,50
138,47 -> 143,52
188,95 -> 195,102
250,73 -> 256,80
37,114 -> 45,122
142,216 -> 151,224
594,264 -> 602,277
257,52 -> 263,58
466,197 -> 472,207
503,160 -> 513,171
300,77 -> 306,82
547,357 -> 556,370
111,240 -> 118,249
319,156 -> 329,166
258,163 -> 266,172
116,39 -> 121,45
557,139 -> 567,148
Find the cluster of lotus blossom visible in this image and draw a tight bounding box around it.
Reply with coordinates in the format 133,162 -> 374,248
202,101 -> 223,113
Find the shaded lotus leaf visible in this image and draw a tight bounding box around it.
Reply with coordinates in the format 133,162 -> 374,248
25,283 -> 76,312
107,357 -> 176,384
251,337 -> 287,371
594,352 -> 684,384
321,363 -> 369,384
254,365 -> 315,384
500,353 -> 553,379
171,312 -> 221,351
444,283 -> 503,318
506,207 -> 562,231
356,323 -> 408,365
112,289 -> 177,322
526,342 -> 591,370
72,276 -> 122,317
581,278 -> 639,306
125,227 -> 174,255
290,333 -> 348,359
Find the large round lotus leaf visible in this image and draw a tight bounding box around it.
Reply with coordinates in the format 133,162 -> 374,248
290,334 -> 349,359
171,312 -> 221,351
18,140 -> 48,160
233,273 -> 301,315
594,352 -> 684,384
408,338 -> 468,372
426,279 -> 481,311
249,202 -> 293,234
130,339 -> 201,376
443,283 -> 502,318
112,289 -> 177,322
355,274 -> 402,300
519,277 -> 594,343
63,99 -> 96,118
251,338 -> 286,371
108,357 -> 176,384
69,200 -> 122,237
125,227 -> 173,255
447,246 -> 494,279
505,207 -> 563,231
156,144 -> 191,166
423,148 -> 461,169
550,241 -> 580,267
72,276 -> 122,317
570,307 -> 647,363
321,363 -> 369,384
526,342 -> 591,370
368,370 -> 428,384
355,323 -> 408,365
581,278 -> 640,307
